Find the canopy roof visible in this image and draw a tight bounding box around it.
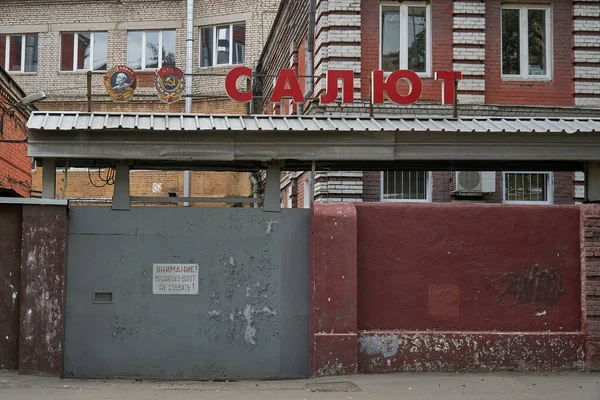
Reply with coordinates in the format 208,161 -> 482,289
27,112 -> 600,171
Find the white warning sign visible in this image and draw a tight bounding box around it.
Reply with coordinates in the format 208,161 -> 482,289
152,264 -> 199,295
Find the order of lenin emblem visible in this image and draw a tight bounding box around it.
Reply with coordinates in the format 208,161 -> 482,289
155,66 -> 185,103
104,65 -> 137,102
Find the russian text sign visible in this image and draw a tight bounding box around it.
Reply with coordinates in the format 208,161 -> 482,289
153,264 -> 199,295
224,67 -> 463,106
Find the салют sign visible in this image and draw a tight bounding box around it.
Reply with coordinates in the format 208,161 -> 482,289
225,67 -> 463,105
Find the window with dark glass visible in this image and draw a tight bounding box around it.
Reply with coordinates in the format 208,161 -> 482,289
0,34 -> 38,73
60,32 -> 107,71
502,5 -> 551,79
381,3 -> 429,75
504,172 -> 552,203
200,23 -> 246,67
127,30 -> 176,70
382,171 -> 430,201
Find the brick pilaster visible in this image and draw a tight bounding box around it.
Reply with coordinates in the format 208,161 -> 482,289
581,205 -> 600,370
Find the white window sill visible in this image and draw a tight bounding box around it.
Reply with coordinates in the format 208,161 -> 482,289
501,76 -> 552,82
383,71 -> 432,79
7,71 -> 37,76
58,70 -> 107,74
198,64 -> 245,70
503,201 -> 552,205
381,199 -> 431,203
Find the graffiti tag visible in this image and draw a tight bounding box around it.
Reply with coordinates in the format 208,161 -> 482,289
497,264 -> 565,305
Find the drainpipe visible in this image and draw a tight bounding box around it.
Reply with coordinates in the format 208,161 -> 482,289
248,172 -> 259,208
299,0 -> 316,115
184,0 -> 194,206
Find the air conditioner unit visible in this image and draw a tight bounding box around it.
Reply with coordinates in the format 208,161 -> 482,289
452,171 -> 496,195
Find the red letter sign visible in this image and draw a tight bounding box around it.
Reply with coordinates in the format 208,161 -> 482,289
434,71 -> 463,105
225,66 -> 253,103
371,70 -> 422,105
320,70 -> 355,104
270,69 -> 304,103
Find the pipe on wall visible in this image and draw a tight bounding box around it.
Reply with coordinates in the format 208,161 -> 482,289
184,0 -> 194,206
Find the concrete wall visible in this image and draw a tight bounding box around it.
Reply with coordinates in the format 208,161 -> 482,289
19,205 -> 68,375
311,202 -> 591,375
0,203 -> 68,376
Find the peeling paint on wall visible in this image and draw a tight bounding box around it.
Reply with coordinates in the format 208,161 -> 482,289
358,332 -> 586,373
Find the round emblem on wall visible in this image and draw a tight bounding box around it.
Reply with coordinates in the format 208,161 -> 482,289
104,65 -> 137,102
155,67 -> 185,104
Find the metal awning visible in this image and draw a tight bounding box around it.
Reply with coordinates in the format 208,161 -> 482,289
26,112 -> 600,171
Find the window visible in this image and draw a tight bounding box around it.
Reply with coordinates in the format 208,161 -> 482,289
0,34 -> 38,73
380,2 -> 431,75
127,30 -> 176,70
200,23 -> 246,67
381,171 -> 432,202
503,172 -> 552,204
502,5 -> 552,79
60,32 -> 107,71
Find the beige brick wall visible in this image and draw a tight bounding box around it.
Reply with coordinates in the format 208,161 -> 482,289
3,0 -> 278,201
32,167 -> 253,206
0,0 -> 280,106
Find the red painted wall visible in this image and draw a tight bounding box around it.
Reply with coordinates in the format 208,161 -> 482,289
356,203 -> 581,332
360,0 -> 453,102
485,0 -> 574,106
359,0 -> 574,106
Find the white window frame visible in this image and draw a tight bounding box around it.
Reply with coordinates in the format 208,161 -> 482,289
60,32 -> 107,72
3,34 -> 37,73
128,30 -> 174,71
502,171 -> 553,205
199,23 -> 246,68
501,4 -> 553,81
380,171 -> 433,202
379,1 -> 432,77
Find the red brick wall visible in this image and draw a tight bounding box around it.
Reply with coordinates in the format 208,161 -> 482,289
580,206 -> 600,370
554,172 -> 575,205
0,92 -> 31,197
361,0 -> 453,102
485,0 -> 574,106
362,171 -> 380,202
360,0 -> 574,106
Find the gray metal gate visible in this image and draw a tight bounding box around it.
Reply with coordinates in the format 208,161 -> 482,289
64,206 -> 310,379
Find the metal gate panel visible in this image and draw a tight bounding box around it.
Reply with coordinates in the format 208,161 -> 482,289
64,206 -> 309,379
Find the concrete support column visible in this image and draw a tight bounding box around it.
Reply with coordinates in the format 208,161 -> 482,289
263,164 -> 281,213
310,203 -> 358,376
112,163 -> 130,211
41,158 -> 56,199
586,162 -> 600,203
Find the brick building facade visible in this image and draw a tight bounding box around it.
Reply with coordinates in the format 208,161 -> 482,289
0,67 -> 32,197
0,0 -> 280,200
256,0 -> 600,208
